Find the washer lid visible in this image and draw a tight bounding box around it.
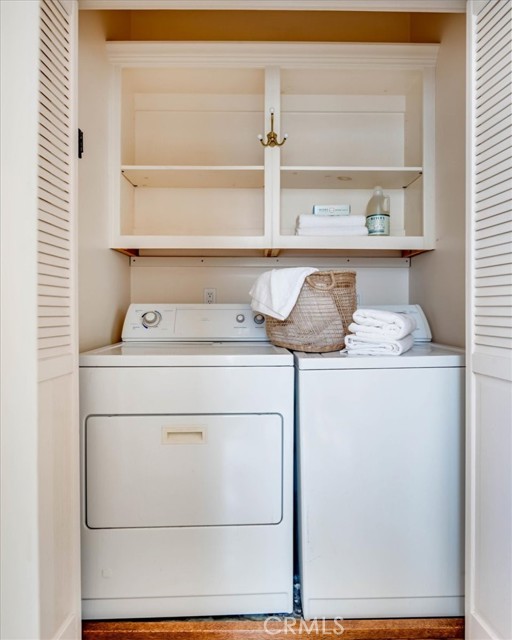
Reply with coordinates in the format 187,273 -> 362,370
80,341 -> 292,367
294,343 -> 465,370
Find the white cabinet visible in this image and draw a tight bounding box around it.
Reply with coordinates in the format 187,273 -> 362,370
107,43 -> 438,255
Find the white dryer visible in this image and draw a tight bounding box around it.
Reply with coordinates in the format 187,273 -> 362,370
79,304 -> 294,620
295,307 -> 465,620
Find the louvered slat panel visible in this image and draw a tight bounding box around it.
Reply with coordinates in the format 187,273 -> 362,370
474,264 -> 512,280
39,53 -> 69,106
474,307 -> 512,318
38,263 -> 70,280
39,174 -> 70,204
39,273 -> 70,288
38,219 -> 70,241
39,316 -> 71,328
37,0 -> 73,361
476,106 -> 511,144
40,24 -> 69,65
38,287 -> 70,300
40,30 -> 70,80
37,327 -> 70,344
473,0 -> 512,355
475,220 -> 512,240
38,241 -> 70,261
38,306 -> 71,317
38,296 -> 70,308
475,208 -> 511,228
39,227 -> 70,249
476,82 -> 511,114
41,1 -> 69,51
39,142 -> 69,173
38,187 -> 70,214
39,155 -> 69,185
475,327 -> 512,341
37,251 -> 70,270
477,41 -> 511,83
40,121 -> 69,158
475,336 -> 512,349
476,136 -> 511,166
476,242 -> 512,259
475,167 -> 512,194
476,238 -> 512,253
37,335 -> 72,350
39,98 -> 68,142
39,209 -> 70,232
39,130 -> 69,165
476,315 -> 512,327
475,254 -> 512,270
475,146 -> 511,175
475,187 -> 512,210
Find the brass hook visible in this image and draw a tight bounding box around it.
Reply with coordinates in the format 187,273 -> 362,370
258,109 -> 288,147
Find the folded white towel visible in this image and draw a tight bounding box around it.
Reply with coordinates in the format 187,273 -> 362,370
296,214 -> 366,229
249,267 -> 318,321
296,226 -> 369,237
343,333 -> 414,356
350,309 -> 417,340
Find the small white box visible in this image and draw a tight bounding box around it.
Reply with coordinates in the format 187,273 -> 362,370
312,204 -> 351,216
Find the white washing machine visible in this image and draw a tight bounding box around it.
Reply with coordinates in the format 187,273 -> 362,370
295,306 -> 465,620
79,304 -> 294,620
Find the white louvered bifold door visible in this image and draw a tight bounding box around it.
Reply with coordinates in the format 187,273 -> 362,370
37,1 -> 81,638
466,2 -> 512,640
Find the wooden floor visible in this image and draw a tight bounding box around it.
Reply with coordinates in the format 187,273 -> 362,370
82,616 -> 464,639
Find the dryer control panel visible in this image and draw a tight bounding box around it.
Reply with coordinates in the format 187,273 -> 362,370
122,303 -> 268,342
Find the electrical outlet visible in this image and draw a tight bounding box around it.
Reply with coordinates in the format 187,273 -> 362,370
204,288 -> 216,304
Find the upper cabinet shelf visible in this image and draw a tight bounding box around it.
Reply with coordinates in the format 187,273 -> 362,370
280,167 -> 423,190
122,166 -> 265,189
107,42 -> 438,256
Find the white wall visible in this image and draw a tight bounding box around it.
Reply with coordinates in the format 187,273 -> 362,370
130,257 -> 410,307
78,11 -> 130,351
409,14 -> 466,347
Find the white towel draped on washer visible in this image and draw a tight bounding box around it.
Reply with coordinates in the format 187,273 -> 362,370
350,308 -> 417,340
249,267 -> 318,321
343,333 -> 415,356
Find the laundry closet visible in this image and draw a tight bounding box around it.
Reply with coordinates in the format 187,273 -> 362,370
75,4 -> 469,621
78,9 -> 466,352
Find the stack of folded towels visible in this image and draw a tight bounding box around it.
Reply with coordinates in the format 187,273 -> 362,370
296,214 -> 368,237
343,308 -> 417,356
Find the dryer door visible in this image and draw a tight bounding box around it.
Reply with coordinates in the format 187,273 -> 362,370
85,413 -> 283,528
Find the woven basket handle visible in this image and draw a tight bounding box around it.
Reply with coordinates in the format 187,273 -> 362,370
305,271 -> 336,290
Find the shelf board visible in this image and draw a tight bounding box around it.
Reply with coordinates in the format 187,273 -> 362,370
281,166 -> 422,190
111,234 -> 271,250
122,166 -> 264,189
276,233 -> 430,251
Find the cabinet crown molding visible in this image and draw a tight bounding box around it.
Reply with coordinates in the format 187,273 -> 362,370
80,0 -> 466,12
106,41 -> 440,68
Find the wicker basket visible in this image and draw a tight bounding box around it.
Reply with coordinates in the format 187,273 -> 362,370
265,270 -> 357,352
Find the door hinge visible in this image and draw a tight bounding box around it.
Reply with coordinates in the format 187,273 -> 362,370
78,128 -> 84,159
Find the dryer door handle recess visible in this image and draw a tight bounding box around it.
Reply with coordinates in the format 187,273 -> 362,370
162,426 -> 206,445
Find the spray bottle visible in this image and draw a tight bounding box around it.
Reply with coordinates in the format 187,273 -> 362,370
365,186 -> 390,236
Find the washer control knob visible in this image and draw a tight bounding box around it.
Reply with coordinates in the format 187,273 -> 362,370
141,310 -> 161,328
236,314 -> 245,323
254,314 -> 265,325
